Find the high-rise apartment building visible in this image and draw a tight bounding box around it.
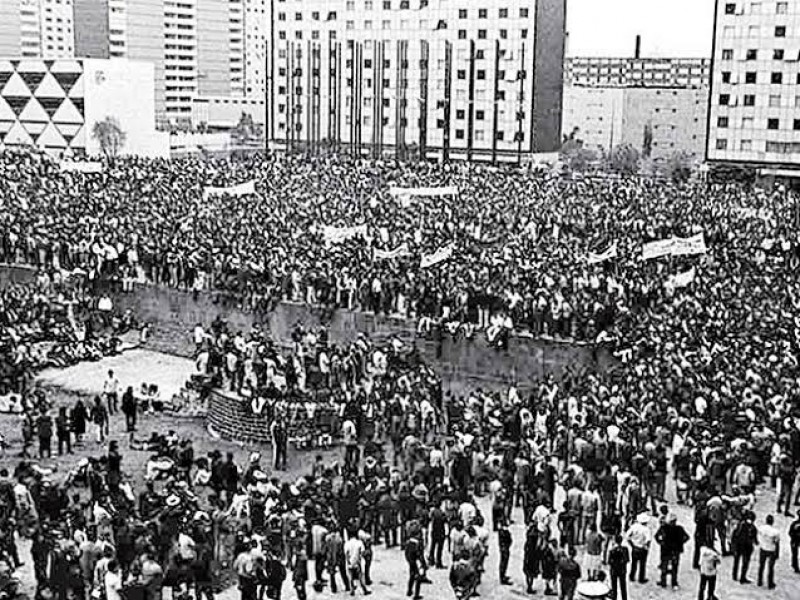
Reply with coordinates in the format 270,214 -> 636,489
0,0 -> 76,59
244,0 -> 269,98
565,57 -> 711,88
707,0 -> 800,167
269,0 -> 566,160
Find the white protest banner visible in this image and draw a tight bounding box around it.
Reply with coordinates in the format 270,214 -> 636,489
666,267 -> 696,289
420,242 -> 455,268
203,180 -> 256,200
60,161 -> 103,174
374,243 -> 410,260
587,242 -> 618,265
389,186 -> 458,208
642,239 -> 674,260
322,224 -> 368,245
671,233 -> 707,257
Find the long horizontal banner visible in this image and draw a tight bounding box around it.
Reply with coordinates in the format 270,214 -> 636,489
322,224 -> 368,245
420,242 -> 455,269
642,233 -> 706,260
60,161 -> 103,174
666,267 -> 696,289
203,180 -> 256,200
389,186 -> 459,208
375,243 -> 410,260
587,242 -> 618,265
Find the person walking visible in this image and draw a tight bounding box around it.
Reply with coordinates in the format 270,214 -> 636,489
90,396 -> 109,444
757,514 -> 780,589
428,504 -> 446,569
557,546 -> 581,600
70,398 -> 87,446
790,510 -> 800,574
325,529 -> 350,594
344,531 -> 371,596
36,411 -> 52,458
625,513 -> 651,584
607,535 -> 629,600
698,545 -> 720,600
405,530 -> 425,600
103,369 -> 120,415
731,510 -> 757,583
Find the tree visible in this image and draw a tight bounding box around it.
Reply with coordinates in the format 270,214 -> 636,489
233,112 -> 263,145
608,143 -> 640,176
642,123 -> 653,158
92,117 -> 126,158
664,151 -> 694,182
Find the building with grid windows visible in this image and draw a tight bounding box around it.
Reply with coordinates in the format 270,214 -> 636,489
268,0 -> 566,161
707,0 -> 800,167
0,0 -> 76,60
565,57 -> 711,88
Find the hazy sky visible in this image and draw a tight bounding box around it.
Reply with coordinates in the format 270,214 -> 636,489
566,0 -> 715,58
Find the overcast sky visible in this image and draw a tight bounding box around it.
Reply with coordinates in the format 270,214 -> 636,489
566,0 -> 715,58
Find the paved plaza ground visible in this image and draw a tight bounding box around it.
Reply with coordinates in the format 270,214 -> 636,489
0,352 -> 796,600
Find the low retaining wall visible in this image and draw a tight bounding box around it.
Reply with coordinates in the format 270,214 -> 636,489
0,265 -> 615,394
207,389 -> 273,444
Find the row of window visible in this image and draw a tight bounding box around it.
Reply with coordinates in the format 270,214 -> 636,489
719,91 -> 800,106
721,70 -> 798,84
276,119 -> 525,142
715,140 -> 800,155
277,27 -> 527,41
721,48 -> 799,61
725,1 -> 789,14
718,116 -> 800,129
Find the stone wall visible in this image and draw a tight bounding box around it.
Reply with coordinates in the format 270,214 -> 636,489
208,389 -> 273,444
0,266 -> 614,393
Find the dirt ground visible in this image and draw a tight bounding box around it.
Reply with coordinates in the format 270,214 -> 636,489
0,352 -> 798,600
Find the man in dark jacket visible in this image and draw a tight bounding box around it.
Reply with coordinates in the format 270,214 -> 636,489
498,522 -> 512,585
405,531 -> 426,599
655,513 -> 690,589
731,510 -> 757,583
608,535 -> 629,600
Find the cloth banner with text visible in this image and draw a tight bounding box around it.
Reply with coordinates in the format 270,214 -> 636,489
203,180 -> 256,201
420,243 -> 455,268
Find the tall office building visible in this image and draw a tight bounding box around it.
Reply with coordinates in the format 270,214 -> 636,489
269,0 -> 566,161
0,0 -> 76,59
244,0 -> 269,98
707,0 -> 800,168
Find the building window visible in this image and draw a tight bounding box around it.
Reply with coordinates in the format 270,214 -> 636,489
770,94 -> 781,107
278,12 -> 285,20
775,26 -> 786,37
457,69 -> 466,79
476,50 -> 484,59
794,119 -> 800,130
724,2 -> 736,13
499,8 -> 508,17
476,110 -> 484,120
384,0 -> 391,7
459,9 -> 467,18
777,1 -> 788,12
717,116 -> 729,128
365,0 -> 373,9
722,49 -> 734,60
741,140 -> 752,151
458,30 -> 466,39
746,49 -> 757,60
744,94 -> 756,106
478,8 -> 487,18
456,129 -> 464,139
722,71 -> 732,83
476,70 -> 485,79
719,94 -> 730,105
456,109 -> 465,119
496,131 -> 504,141
500,29 -> 507,39
771,72 -> 783,84
774,49 -> 785,60
795,96 -> 800,108
475,131 -> 484,141
745,72 -> 756,83
520,7 -> 529,17
716,139 -> 728,150
521,28 -> 528,38
478,29 -> 487,39
742,116 -> 754,128
768,118 -> 780,129
295,12 -> 302,19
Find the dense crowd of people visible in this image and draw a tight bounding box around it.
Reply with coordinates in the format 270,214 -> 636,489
0,149 -> 800,600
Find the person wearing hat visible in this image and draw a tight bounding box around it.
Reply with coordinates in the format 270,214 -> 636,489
624,512 -> 651,584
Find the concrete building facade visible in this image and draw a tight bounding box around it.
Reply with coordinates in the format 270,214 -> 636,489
268,0 -> 566,161
565,57 -> 712,88
707,0 -> 800,168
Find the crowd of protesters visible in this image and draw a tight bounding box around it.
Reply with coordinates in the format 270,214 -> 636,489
0,149 -> 800,599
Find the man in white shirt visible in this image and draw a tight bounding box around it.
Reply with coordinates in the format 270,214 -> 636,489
626,513 -> 652,584
104,560 -> 123,600
103,370 -> 119,414
344,535 -> 370,595
757,514 -> 780,589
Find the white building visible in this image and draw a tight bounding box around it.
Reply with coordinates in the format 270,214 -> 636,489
244,0 -> 269,99
707,0 -> 800,168
11,0 -> 76,59
269,0 -> 566,160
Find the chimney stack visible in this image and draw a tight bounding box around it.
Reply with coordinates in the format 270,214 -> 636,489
635,35 -> 641,59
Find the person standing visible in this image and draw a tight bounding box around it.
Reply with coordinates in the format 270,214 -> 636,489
55,407 -> 72,455
698,545 -> 720,600
90,396 -> 109,443
405,530 -> 425,600
121,386 -> 137,433
625,513 -> 651,584
70,398 -> 87,446
654,513 -> 689,589
270,418 -> 288,471
790,510 -> 800,574
344,531 -> 371,596
325,529 -> 350,594
757,514 -> 780,589
428,503 -> 446,569
607,535 -> 629,600
731,510 -> 757,583
498,522 -> 512,585
293,549 -> 308,600
103,369 -> 119,415
557,546 -> 581,600
36,411 -> 52,458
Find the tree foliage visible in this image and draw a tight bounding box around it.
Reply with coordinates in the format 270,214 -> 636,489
665,151 -> 694,183
92,117 -> 126,158
608,143 -> 640,176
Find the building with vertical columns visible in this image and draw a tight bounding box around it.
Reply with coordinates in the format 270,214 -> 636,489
707,0 -> 800,169
269,0 -> 566,161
